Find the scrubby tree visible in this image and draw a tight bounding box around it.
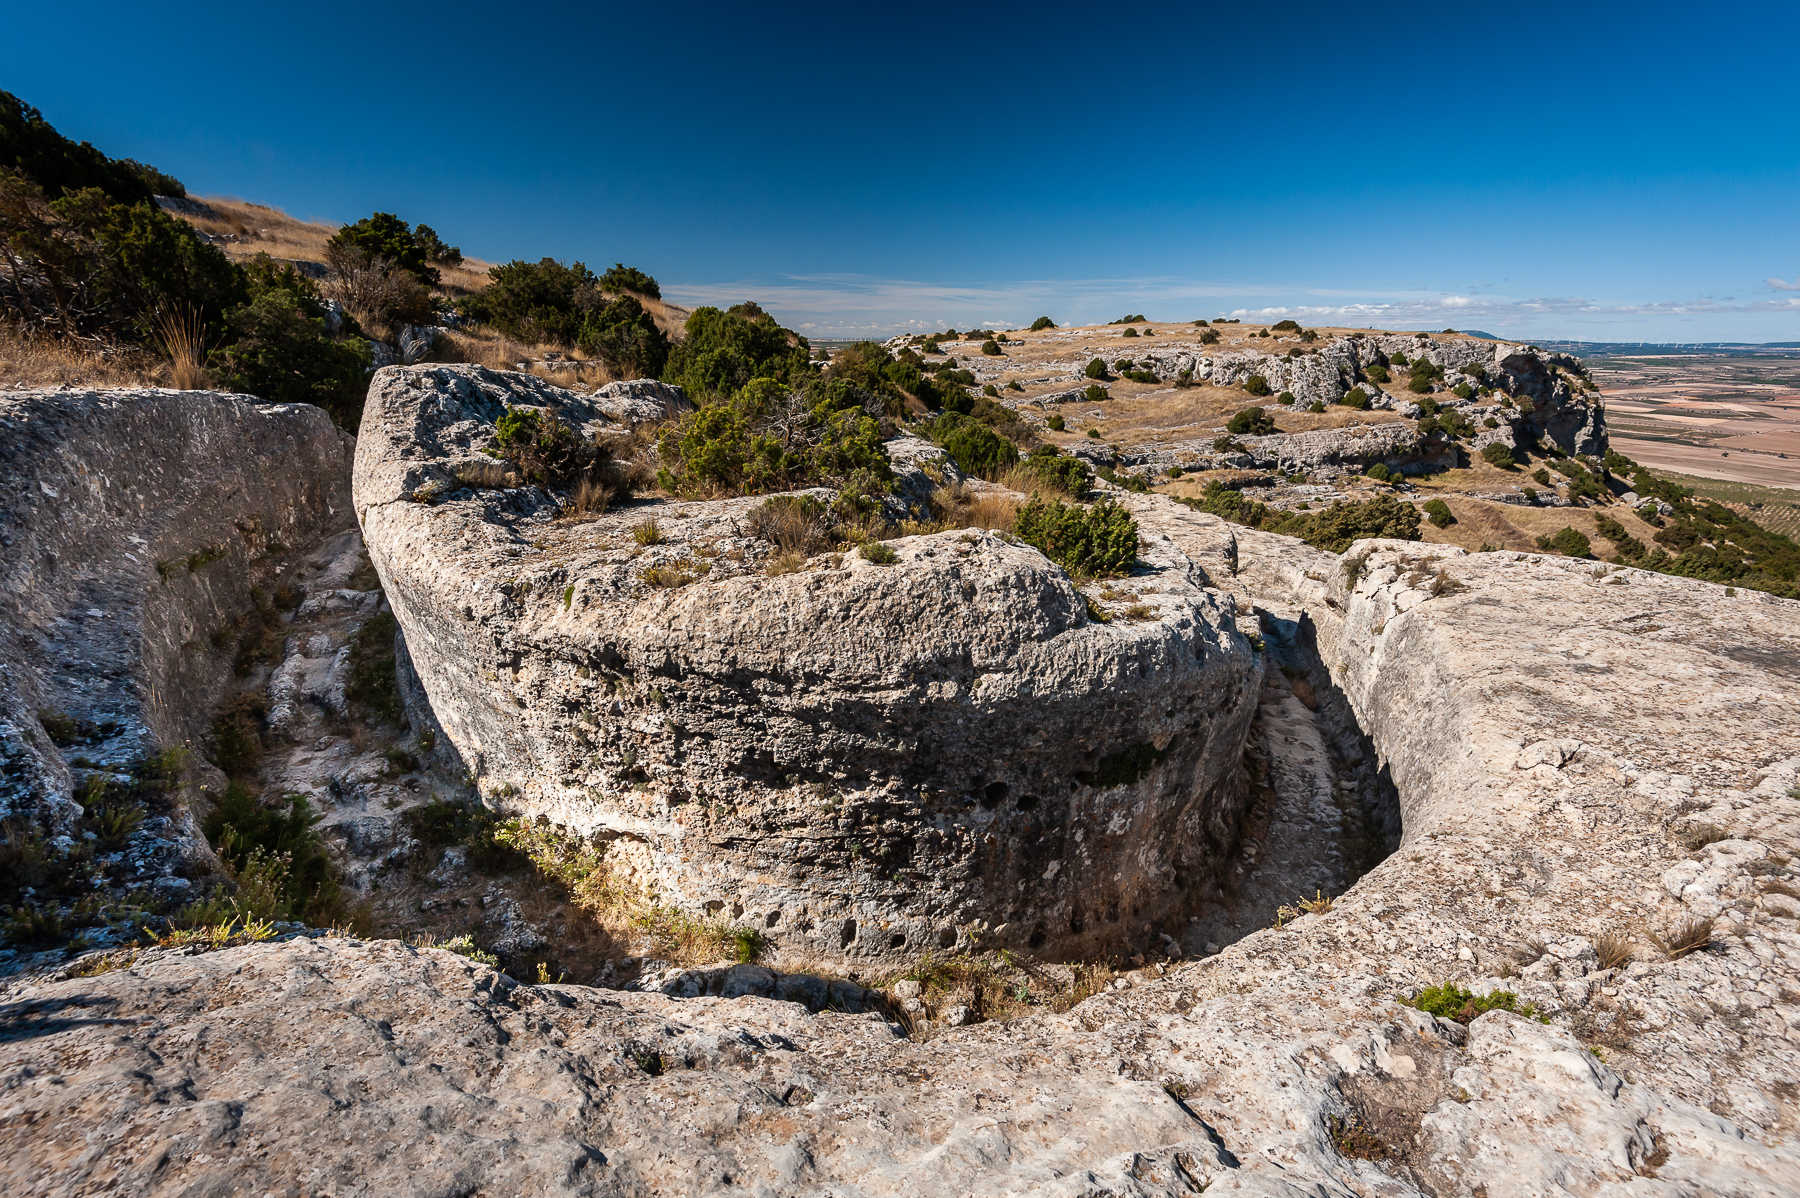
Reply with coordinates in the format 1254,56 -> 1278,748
577,293 -> 669,378
1029,316 -> 1055,331
599,262 -> 660,298
327,212 -> 439,285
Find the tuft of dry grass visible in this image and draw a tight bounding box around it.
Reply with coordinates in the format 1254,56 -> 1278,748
152,306 -> 208,389
1593,933 -> 1635,970
631,518 -> 664,546
745,496 -> 838,557
1677,822 -> 1730,853
1646,916 -> 1715,960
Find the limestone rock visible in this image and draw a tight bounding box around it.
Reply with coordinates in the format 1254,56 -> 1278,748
354,365 -> 1264,966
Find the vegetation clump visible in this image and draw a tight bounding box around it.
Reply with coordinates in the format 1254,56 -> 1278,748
1226,406 -> 1276,436
1423,499 -> 1456,528
1536,526 -> 1593,558
1242,374 -> 1272,397
1029,316 -> 1055,331
1402,983 -> 1541,1024
1014,497 -> 1138,578
1182,483 -> 1421,553
1481,442 -> 1517,468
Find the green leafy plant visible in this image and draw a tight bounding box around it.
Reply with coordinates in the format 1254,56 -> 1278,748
1014,497 -> 1138,577
1402,983 -> 1541,1024
1029,316 -> 1055,331
1227,406 -> 1276,435
1423,499 -> 1456,528
1243,374 -> 1272,397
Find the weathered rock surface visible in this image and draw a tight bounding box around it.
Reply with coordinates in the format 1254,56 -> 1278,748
8,506 -> 1799,1195
0,388 -> 354,963
354,365 -> 1265,965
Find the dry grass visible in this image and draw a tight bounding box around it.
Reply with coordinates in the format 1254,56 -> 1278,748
152,306 -> 209,389
925,482 -> 1020,533
1645,916 -> 1715,959
1593,932 -> 1635,970
0,325 -> 162,389
745,496 -> 838,557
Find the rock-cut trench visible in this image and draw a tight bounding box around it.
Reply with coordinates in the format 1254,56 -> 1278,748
1179,610 -> 1402,959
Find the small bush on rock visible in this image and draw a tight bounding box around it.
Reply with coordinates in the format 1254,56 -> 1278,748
1085,357 -> 1110,380
1243,374 -> 1272,397
1014,497 -> 1138,578
1403,983 -> 1541,1024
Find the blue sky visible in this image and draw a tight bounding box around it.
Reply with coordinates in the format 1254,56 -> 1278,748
12,0 -> 1800,341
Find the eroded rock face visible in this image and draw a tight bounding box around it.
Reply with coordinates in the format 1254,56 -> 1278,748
0,389 -> 353,957
9,511 -> 1800,1195
354,365 -> 1265,965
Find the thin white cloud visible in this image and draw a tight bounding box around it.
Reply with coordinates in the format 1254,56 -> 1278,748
663,273 -> 1800,341
1769,276 -> 1800,291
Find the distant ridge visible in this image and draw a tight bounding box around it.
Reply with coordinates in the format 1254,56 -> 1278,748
1533,340 -> 1800,356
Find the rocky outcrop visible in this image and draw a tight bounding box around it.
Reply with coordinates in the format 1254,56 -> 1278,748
0,388 -> 354,964
354,365 -> 1265,966
10,511 -> 1799,1195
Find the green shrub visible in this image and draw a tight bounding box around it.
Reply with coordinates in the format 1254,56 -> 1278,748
1536,526 -> 1593,558
494,406 -> 624,494
210,256 -> 370,429
1046,414 -> 1065,431
980,338 -> 1003,356
1364,364 -> 1390,383
658,376 -> 888,497
412,224 -> 461,267
599,262 -> 660,298
1029,316 -> 1055,331
1243,374 -> 1272,397
1199,328 -> 1221,344
327,212 -> 440,285
1082,383 -> 1108,403
1120,327 -> 1139,338
1181,483 -> 1421,552
1365,463 -> 1399,484
1481,442 -> 1517,468
1271,319 -> 1300,332
1014,498 -> 1138,577
1391,351 -> 1409,366
1593,513 -> 1645,559
575,293 -> 669,377
859,541 -> 898,565
928,411 -> 1019,479
1123,368 -> 1158,384
1,89 -> 180,205
461,257 -> 598,346
1340,387 -> 1371,410
1403,983 -> 1540,1024
1,174 -> 245,343
203,784 -> 341,923
1452,382 -> 1474,399
1085,358 -> 1110,379
1019,444 -> 1093,497
1308,400 -> 1325,413
1423,499 -> 1455,528
1276,390 -> 1295,404
1227,406 -> 1276,435
1110,313 -> 1147,324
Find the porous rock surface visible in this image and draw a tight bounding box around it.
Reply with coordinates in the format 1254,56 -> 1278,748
353,365 -> 1264,965
8,510 -> 1799,1195
0,389 -> 353,950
